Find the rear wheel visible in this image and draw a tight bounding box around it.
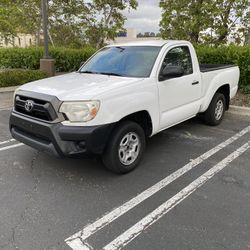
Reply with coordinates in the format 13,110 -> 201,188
102,121 -> 146,174
204,93 -> 226,126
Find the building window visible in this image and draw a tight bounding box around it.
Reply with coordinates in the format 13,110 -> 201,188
18,38 -> 21,46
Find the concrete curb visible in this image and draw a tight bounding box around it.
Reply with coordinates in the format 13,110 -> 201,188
0,86 -> 19,93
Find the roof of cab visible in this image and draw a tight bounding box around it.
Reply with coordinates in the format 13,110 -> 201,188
107,40 -> 189,47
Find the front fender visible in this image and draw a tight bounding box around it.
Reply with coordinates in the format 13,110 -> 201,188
62,79 -> 160,134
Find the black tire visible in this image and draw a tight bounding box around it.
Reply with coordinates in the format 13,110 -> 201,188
204,93 -> 226,126
102,121 -> 146,174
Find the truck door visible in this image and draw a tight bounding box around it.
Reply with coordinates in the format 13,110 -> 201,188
158,45 -> 201,130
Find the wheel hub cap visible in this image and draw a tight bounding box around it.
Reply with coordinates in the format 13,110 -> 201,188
118,132 -> 141,166
215,100 -> 224,120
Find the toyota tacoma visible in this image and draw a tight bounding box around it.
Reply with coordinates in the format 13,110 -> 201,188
10,40 -> 239,174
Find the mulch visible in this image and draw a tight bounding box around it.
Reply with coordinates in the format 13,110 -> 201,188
231,91 -> 250,108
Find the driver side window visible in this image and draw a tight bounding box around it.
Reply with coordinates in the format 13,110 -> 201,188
161,46 -> 193,76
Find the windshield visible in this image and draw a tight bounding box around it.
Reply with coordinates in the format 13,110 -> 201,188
79,46 -> 161,78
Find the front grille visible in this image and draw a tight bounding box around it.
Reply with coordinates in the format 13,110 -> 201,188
15,95 -> 57,121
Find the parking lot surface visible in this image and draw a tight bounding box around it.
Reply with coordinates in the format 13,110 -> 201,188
0,109 -> 250,250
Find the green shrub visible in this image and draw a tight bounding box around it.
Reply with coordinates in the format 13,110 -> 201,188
0,48 -> 43,70
50,46 -> 96,72
196,45 -> 250,94
0,46 -> 96,72
0,45 -> 249,93
0,69 -> 48,88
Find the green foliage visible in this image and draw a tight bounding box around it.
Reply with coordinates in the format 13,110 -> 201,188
0,0 -> 138,48
0,0 -> 89,47
48,0 -> 90,47
196,45 -> 250,93
0,47 -> 96,72
0,69 -> 48,88
160,0 -> 250,45
0,46 -> 249,94
51,46 -> 96,71
85,0 -> 138,48
160,0 -> 212,44
0,1 -> 21,44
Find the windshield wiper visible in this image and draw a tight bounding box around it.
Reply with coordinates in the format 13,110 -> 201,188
115,46 -> 125,52
99,72 -> 124,77
79,70 -> 97,74
79,71 -> 124,77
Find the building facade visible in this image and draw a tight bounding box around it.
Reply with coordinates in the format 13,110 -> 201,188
0,34 -> 36,48
107,28 -> 161,45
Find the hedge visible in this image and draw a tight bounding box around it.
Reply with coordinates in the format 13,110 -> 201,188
0,46 -> 96,72
0,69 -> 48,88
0,45 -> 249,93
196,45 -> 250,94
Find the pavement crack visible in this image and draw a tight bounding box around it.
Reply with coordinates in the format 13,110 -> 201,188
11,213 -> 24,250
30,151 -> 40,193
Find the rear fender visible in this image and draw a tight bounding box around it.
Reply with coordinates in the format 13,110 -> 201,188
200,67 -> 239,112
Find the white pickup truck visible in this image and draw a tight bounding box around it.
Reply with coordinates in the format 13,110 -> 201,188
10,40 -> 239,173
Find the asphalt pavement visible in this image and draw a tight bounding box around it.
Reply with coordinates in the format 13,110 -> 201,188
0,109 -> 250,250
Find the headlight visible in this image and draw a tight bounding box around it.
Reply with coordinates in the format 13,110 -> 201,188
13,89 -> 19,104
59,101 -> 100,122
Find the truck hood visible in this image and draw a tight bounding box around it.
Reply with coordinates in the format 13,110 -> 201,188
18,72 -> 143,101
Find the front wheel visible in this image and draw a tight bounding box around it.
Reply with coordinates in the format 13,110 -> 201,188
204,93 -> 226,126
102,121 -> 146,174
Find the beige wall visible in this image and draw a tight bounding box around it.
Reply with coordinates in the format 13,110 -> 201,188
0,33 -> 36,48
107,28 -> 161,45
109,36 -> 161,45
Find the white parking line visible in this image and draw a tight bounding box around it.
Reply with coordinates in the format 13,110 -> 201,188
65,126 -> 250,250
103,141 -> 250,250
0,108 -> 12,111
0,143 -> 23,152
0,138 -> 16,145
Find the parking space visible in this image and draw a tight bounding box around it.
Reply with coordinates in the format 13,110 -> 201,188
0,109 -> 250,250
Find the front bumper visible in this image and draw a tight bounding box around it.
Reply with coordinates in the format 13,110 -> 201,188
9,111 -> 114,157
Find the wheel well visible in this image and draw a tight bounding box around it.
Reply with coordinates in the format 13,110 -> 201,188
119,111 -> 153,137
216,84 -> 230,110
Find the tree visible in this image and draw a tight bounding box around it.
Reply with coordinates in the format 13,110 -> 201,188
244,27 -> 250,45
48,0 -> 90,47
18,0 -> 42,45
85,0 -> 138,47
210,0 -> 250,45
0,0 -> 90,47
159,0 -> 250,45
160,0 -> 212,44
18,0 -> 90,47
0,0 -> 138,48
0,1 -> 21,45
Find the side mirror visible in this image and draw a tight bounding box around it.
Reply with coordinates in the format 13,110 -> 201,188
159,65 -> 184,81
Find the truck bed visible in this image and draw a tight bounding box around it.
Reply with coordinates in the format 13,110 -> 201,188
200,64 -> 236,73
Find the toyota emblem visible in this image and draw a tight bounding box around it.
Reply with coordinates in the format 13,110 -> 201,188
24,100 -> 34,112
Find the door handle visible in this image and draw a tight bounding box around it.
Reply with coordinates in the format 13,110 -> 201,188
192,81 -> 199,85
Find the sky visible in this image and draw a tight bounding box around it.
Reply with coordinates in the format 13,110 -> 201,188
123,0 -> 162,34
